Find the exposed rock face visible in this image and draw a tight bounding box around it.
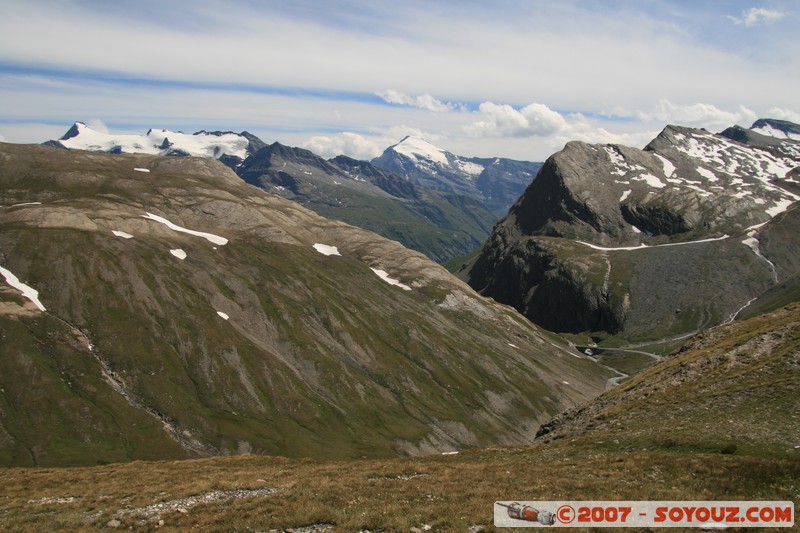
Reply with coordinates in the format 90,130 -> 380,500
463,123 -> 800,340
0,142 -> 611,466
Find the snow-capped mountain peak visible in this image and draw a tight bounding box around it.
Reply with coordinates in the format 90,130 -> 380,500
371,136 -> 543,216
750,118 -> 800,142
391,136 -> 449,165
52,122 -> 251,160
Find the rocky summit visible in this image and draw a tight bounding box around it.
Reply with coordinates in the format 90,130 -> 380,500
0,142 -> 611,467
462,122 -> 800,343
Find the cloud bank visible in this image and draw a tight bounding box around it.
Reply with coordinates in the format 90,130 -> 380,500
0,1 -> 797,161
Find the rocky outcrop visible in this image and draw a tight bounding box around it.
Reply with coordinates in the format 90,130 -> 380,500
463,123 -> 800,341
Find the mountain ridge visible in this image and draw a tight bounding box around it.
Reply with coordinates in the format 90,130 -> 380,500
462,121 -> 800,341
371,136 -> 542,217
43,123 -> 525,262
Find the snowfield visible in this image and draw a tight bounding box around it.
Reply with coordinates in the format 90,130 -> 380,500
58,122 -> 249,160
393,137 -> 449,165
752,124 -> 800,141
0,265 -> 46,311
370,268 -> 412,290
313,243 -> 341,256
170,249 -> 187,260
142,213 -> 228,245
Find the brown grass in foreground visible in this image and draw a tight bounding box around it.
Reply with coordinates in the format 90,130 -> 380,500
1,442 -> 798,532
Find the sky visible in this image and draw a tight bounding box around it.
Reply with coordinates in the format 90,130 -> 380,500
0,0 -> 798,161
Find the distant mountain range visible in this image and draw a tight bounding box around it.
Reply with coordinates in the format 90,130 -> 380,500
460,119 -> 800,343
235,141 -> 497,263
371,136 -> 542,217
45,123 -> 542,262
45,121 -> 267,167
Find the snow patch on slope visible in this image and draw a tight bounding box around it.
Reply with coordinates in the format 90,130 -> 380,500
696,167 -> 718,182
667,129 -> 799,219
675,130 -> 795,180
655,154 -> 675,177
752,124 -> 800,141
454,159 -> 484,176
0,265 -> 46,311
632,173 -> 666,189
170,249 -> 187,260
370,268 -> 412,290
142,213 -> 228,245
313,243 -> 341,256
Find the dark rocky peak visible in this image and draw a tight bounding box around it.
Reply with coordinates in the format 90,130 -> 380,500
193,129 -> 238,136
717,119 -> 800,159
503,140 -> 665,245
718,125 -> 757,143
262,142 -> 340,173
240,131 -> 268,153
59,121 -> 84,140
752,118 -> 800,137
237,142 -> 343,188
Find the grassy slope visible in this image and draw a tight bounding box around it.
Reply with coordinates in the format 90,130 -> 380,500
310,189 -> 493,264
1,304 -> 797,531
537,302 -> 800,457
0,143 -> 612,467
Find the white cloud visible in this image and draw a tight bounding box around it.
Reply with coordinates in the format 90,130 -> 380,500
376,90 -> 459,112
464,102 -> 569,138
303,125 -> 445,160
766,107 -> 800,123
304,132 -> 383,160
729,7 -> 786,26
636,99 -> 757,130
0,2 -> 797,163
86,119 -> 110,134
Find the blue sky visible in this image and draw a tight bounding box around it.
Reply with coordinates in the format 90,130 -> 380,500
0,0 -> 797,160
